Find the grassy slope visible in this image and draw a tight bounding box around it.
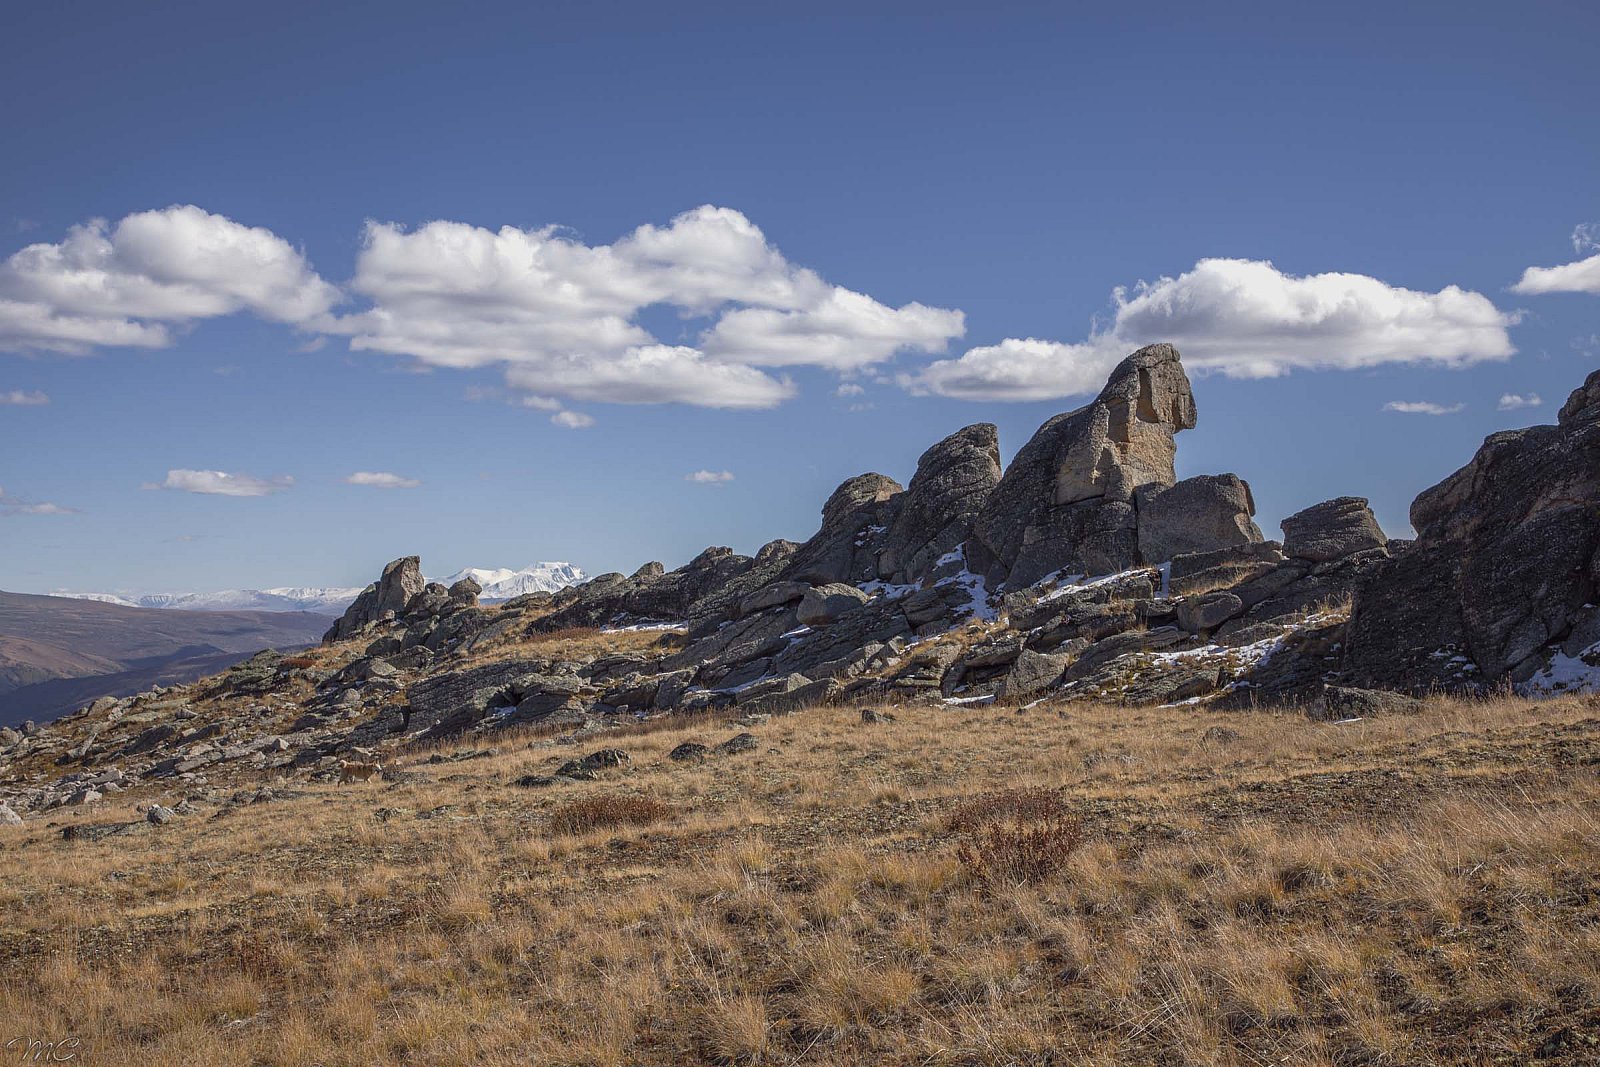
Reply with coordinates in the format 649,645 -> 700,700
2,686 -> 1599,1065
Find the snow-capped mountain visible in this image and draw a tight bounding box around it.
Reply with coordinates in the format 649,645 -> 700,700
54,563 -> 587,615
436,563 -> 588,601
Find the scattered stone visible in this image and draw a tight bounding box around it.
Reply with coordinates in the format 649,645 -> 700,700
669,742 -> 710,762
0,804 -> 22,826
859,708 -> 897,724
1201,725 -> 1242,745
716,732 -> 759,756
147,804 -> 175,825
1313,685 -> 1423,721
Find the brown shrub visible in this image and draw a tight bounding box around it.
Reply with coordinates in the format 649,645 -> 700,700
950,788 -> 1085,886
944,787 -> 1071,833
549,794 -> 673,836
279,654 -> 319,669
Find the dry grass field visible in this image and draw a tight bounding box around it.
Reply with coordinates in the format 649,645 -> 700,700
3,692 -> 1599,1065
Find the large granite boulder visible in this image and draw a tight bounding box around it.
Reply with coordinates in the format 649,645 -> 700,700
876,423 -> 1002,585
324,556 -> 426,643
1281,497 -> 1387,562
447,576 -> 482,607
796,583 -> 870,627
1136,474 -> 1263,564
783,473 -> 904,586
970,344 -> 1197,589
1345,368 -> 1600,687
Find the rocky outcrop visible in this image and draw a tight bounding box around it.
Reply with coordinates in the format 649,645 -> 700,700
1281,498 -> 1387,562
537,546 -> 753,630
324,556 -> 426,643
876,423 -> 1002,585
969,344 -> 1197,589
1136,474 -> 1263,564
1346,369 -> 1600,688
784,474 -> 904,586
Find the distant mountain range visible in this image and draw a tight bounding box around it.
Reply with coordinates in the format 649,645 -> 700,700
0,591 -> 333,725
53,563 -> 588,615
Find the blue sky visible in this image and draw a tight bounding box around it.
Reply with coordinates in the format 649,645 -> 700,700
2,1 -> 1597,593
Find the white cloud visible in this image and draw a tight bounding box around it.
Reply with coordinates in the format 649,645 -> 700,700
1497,392 -> 1542,411
0,205 -> 337,354
903,337 -> 1124,402
550,410 -> 594,429
504,345 -> 795,409
905,258 -> 1518,401
148,469 -> 293,497
0,485 -> 77,516
330,205 -> 960,408
835,383 -> 865,397
685,469 -> 735,485
1511,255 -> 1600,296
0,389 -> 47,405
1383,400 -> 1464,415
345,471 -> 421,489
1509,223 -> 1600,296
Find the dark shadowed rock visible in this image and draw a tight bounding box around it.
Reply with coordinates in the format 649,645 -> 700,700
1347,368 -> 1600,687
406,583 -> 451,617
538,546 -> 752,630
686,539 -> 800,636
784,473 -> 904,586
1136,474 -> 1263,564
1281,498 -> 1387,562
970,344 -> 1197,589
1169,541 -> 1286,597
877,423 -> 1002,584
1175,592 -> 1244,634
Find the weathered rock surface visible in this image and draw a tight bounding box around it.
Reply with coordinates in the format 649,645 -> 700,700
783,474 -> 904,586
970,344 -> 1197,589
1136,474 -> 1263,564
1346,369 -> 1600,688
877,423 -> 1002,585
325,556 -> 425,642
796,584 -> 870,627
1281,498 -> 1387,563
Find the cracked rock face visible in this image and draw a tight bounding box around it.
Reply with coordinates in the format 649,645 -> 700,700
877,423 -> 1002,586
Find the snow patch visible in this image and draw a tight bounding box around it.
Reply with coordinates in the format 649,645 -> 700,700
1518,641 -> 1600,696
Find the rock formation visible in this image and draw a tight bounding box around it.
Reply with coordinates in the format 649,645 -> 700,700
168,347 -> 1592,762
876,423 -> 1002,585
1135,474 -> 1263,564
1281,497 -> 1387,562
323,556 -> 425,642
969,344 -> 1200,588
1345,369 -> 1600,689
